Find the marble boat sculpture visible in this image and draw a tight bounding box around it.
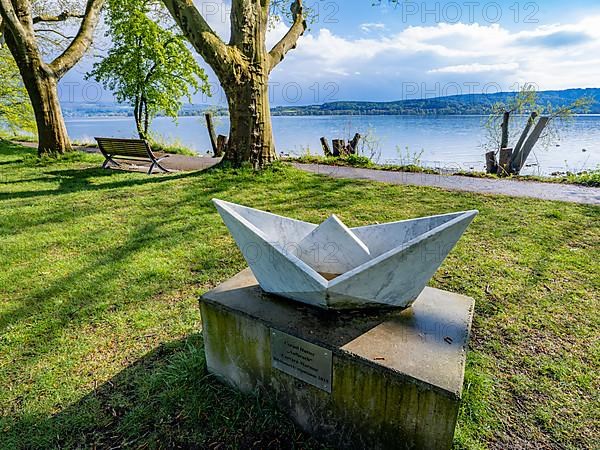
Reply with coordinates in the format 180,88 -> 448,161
213,199 -> 478,310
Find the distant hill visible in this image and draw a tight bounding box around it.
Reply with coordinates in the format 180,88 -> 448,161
271,88 -> 600,116
61,102 -> 227,118
61,88 -> 600,117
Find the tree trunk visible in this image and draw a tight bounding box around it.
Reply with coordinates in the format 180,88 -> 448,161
134,96 -> 143,139
143,97 -> 149,138
223,74 -> 276,167
19,63 -> 71,155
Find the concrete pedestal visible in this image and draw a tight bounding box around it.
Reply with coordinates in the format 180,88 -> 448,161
200,269 -> 474,450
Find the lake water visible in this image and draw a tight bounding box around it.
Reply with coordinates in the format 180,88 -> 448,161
65,115 -> 600,175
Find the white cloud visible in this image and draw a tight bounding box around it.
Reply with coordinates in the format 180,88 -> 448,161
265,16 -> 600,103
360,23 -> 386,33
428,63 -> 520,74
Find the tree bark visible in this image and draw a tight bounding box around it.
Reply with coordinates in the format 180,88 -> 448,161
224,73 -> 275,167
25,69 -> 71,155
3,31 -> 71,155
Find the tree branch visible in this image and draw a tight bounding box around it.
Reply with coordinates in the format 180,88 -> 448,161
0,0 -> 27,38
49,0 -> 104,79
34,28 -> 75,40
268,0 -> 306,72
33,11 -> 85,24
160,0 -> 238,79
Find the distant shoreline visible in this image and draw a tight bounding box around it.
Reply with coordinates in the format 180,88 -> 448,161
63,113 -> 600,120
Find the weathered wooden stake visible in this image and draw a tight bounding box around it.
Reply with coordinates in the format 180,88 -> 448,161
510,116 -> 549,175
205,113 -> 219,156
500,111 -> 510,150
320,137 -> 332,157
485,151 -> 498,174
497,148 -> 513,176
347,133 -> 361,155
510,112 -> 540,174
332,139 -> 346,157
216,134 -> 228,157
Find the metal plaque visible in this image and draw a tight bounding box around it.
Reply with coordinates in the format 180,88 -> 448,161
271,329 -> 332,393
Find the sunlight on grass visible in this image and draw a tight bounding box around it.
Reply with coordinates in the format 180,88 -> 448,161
0,141 -> 598,449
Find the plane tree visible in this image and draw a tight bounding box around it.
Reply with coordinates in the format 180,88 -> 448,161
161,0 -> 307,167
0,0 -> 104,155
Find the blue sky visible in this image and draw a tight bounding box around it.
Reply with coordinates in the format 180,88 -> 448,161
60,0 -> 600,106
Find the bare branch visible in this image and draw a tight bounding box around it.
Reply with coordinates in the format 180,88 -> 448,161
268,0 -> 306,72
34,28 -> 75,40
49,0 -> 104,79
33,11 -> 85,24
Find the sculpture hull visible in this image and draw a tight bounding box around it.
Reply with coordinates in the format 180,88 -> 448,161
213,199 -> 477,310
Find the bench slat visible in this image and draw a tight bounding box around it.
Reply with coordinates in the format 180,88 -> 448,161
96,138 -> 153,158
95,137 -> 169,174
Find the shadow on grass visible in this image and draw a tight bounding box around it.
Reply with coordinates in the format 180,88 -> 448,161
0,139 -> 35,157
1,333 -> 325,449
0,166 -> 211,201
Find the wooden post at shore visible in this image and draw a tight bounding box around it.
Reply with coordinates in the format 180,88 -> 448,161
500,111 -> 510,150
332,139 -> 346,157
205,113 -> 219,156
216,135 -> 228,157
347,133 -> 361,155
512,113 -> 538,157
485,151 -> 498,174
320,137 -> 332,157
497,148 -> 513,176
510,115 -> 548,175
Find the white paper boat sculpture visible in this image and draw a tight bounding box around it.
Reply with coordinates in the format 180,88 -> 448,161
213,199 -> 478,310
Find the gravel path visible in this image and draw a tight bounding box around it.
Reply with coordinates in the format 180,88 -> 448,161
17,142 -> 599,205
293,163 -> 600,205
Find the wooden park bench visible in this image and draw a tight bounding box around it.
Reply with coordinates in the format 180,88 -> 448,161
95,137 -> 170,174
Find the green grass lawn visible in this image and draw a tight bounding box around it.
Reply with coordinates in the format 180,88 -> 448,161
0,141 -> 598,449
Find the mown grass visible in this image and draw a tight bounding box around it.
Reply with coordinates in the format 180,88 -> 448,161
0,140 -> 598,449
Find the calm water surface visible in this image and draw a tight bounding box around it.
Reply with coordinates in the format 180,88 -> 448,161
65,115 -> 600,175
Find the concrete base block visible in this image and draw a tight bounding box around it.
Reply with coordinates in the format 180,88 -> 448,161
200,269 -> 474,450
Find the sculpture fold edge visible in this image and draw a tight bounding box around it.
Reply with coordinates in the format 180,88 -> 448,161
213,198 -> 477,310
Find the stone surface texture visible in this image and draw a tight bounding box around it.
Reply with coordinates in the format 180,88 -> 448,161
201,269 -> 475,450
213,199 -> 478,310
